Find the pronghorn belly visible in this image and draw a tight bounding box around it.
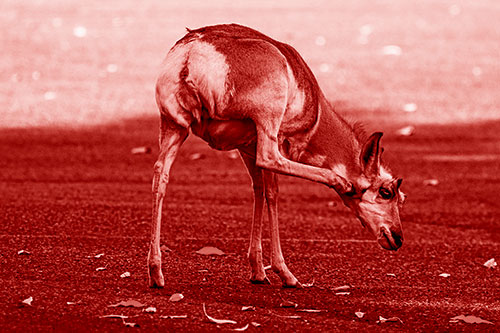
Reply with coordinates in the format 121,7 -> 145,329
191,118 -> 257,151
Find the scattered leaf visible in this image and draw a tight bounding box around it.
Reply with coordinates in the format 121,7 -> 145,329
296,309 -> 326,313
21,296 -> 33,306
449,315 -> 493,325
122,318 -> 139,328
94,253 -> 104,259
251,322 -> 261,327
302,279 -> 315,288
160,314 -> 188,319
377,316 -> 403,324
423,179 -> 439,186
483,258 -> 497,269
355,311 -> 366,319
169,293 -> 184,302
189,153 -> 205,160
144,307 -> 156,313
73,26 -> 87,38
196,246 -> 224,256
232,324 -> 249,331
66,301 -> 81,305
109,300 -> 145,308
100,314 -> 129,319
335,292 -> 351,296
274,314 -> 302,319
241,306 -> 255,311
403,103 -> 417,112
198,269 -> 209,273
120,272 -> 131,278
18,250 -> 31,255
96,267 -> 107,271
386,273 -> 396,277
396,125 -> 415,136
333,285 -> 351,292
439,273 -> 450,278
160,245 -> 171,253
382,45 -> 402,56
264,265 -> 272,270
280,300 -> 298,308
202,303 -> 237,324
131,147 -> 151,155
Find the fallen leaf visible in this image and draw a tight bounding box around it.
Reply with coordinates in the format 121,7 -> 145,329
109,300 -> 145,308
122,318 -> 139,328
202,303 -> 237,324
439,273 -> 450,278
396,125 -> 415,136
386,273 -> 396,277
66,301 -> 81,305
94,253 -> 104,258
274,314 -> 302,319
296,309 -> 326,313
377,316 -> 403,324
333,285 -> 351,292
22,296 -> 33,306
302,279 -> 315,288
483,258 -> 497,269
18,250 -> 31,255
423,179 -> 439,186
382,45 -> 402,56
335,292 -> 351,296
355,311 -> 366,319
196,246 -> 224,256
280,300 -> 298,308
131,146 -> 151,155
144,307 -> 156,313
251,322 -> 261,327
403,103 -> 417,112
100,314 -> 129,319
160,314 -> 188,319
264,265 -> 272,270
160,245 -> 171,252
120,272 -> 131,278
241,306 -> 255,311
96,267 -> 106,271
169,293 -> 184,302
450,315 -> 493,325
232,324 -> 249,331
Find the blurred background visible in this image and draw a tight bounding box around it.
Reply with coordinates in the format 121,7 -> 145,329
2,0 -> 499,128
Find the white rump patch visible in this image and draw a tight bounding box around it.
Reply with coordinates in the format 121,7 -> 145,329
185,41 -> 230,116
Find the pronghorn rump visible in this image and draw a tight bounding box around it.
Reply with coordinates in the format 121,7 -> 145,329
149,24 -> 404,288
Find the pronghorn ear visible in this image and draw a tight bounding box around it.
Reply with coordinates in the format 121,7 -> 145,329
360,132 -> 383,177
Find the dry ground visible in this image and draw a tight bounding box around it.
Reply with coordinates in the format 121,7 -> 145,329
1,0 -> 499,331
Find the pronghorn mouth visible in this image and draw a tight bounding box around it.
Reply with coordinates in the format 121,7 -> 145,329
379,230 -> 400,251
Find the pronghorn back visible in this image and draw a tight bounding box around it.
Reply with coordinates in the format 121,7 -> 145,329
156,24 -> 332,153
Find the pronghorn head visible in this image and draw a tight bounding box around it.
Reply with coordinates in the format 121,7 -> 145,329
339,132 -> 406,251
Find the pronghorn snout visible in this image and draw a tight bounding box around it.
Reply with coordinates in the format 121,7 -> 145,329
378,226 -> 403,251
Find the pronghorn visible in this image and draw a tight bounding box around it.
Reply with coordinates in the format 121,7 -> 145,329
149,24 -> 405,288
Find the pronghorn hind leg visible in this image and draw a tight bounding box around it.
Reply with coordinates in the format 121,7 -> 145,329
263,170 -> 302,288
239,151 -> 270,284
148,116 -> 188,288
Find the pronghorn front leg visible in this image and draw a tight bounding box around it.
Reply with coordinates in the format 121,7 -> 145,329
240,152 -> 270,284
148,119 -> 188,288
263,171 -> 301,288
254,121 -> 350,192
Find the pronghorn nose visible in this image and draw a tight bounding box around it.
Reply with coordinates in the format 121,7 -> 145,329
391,229 -> 403,248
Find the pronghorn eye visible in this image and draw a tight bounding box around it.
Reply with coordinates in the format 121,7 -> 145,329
379,187 -> 392,199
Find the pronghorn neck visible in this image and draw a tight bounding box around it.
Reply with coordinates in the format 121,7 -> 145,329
300,96 -> 364,184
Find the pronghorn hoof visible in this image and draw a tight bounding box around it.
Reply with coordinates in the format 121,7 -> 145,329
148,265 -> 165,288
250,276 -> 271,285
282,279 -> 302,289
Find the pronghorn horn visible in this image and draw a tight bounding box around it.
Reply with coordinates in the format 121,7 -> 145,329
360,132 -> 383,177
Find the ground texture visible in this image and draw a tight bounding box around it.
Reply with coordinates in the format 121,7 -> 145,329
0,116 -> 498,331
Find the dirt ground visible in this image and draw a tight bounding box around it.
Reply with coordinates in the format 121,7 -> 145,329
0,114 -> 498,331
